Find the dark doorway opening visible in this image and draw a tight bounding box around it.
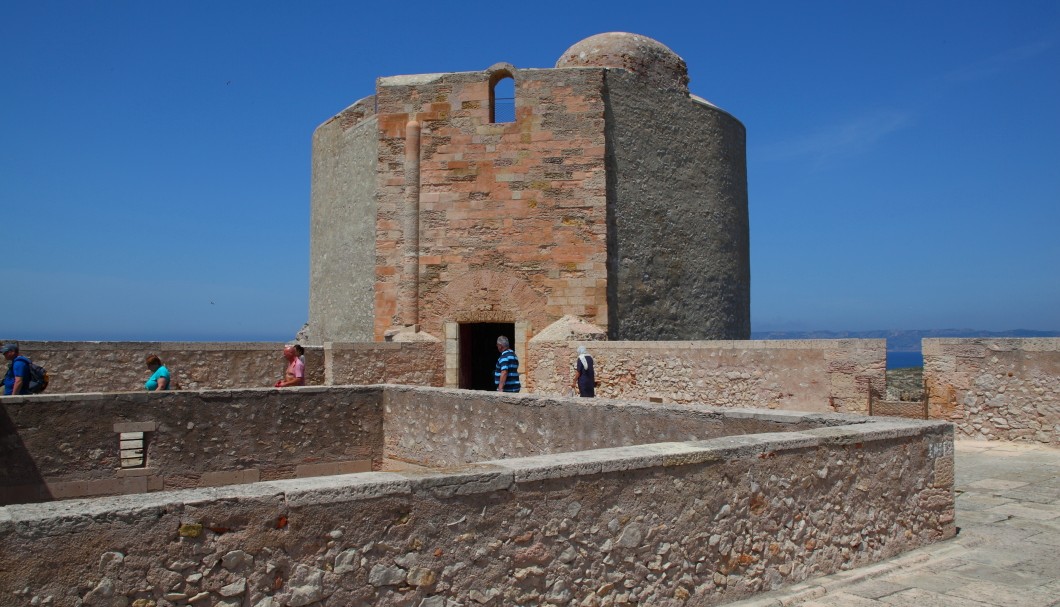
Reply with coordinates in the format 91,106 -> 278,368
459,322 -> 514,390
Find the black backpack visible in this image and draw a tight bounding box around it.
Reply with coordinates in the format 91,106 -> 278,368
14,355 -> 49,394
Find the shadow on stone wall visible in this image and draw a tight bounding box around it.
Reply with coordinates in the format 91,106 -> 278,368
0,407 -> 51,505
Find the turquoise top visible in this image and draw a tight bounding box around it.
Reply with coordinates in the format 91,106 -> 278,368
145,366 -> 170,391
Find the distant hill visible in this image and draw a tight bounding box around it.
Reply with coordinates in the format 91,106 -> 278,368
751,329 -> 1060,352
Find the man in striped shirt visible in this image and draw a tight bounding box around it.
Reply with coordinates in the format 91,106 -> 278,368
494,335 -> 521,392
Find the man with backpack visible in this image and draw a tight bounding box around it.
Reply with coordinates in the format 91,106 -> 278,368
3,343 -> 47,395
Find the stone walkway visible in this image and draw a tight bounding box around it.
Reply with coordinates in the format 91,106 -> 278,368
727,440 -> 1060,607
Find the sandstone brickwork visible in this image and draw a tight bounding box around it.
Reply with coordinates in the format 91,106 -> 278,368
373,67 -> 610,341
924,338 -> 1060,445
0,387 -> 954,607
529,338 -> 885,414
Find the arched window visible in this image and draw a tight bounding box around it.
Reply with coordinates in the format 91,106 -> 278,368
490,73 -> 515,124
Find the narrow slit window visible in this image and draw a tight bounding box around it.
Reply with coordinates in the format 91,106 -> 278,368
119,431 -> 147,468
491,76 -> 515,124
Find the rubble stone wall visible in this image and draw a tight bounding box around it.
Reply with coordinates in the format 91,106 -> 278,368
0,411 -> 954,607
0,341 -> 446,394
528,339 -> 885,414
0,386 -> 384,505
0,341 -> 324,393
924,338 -> 1060,445
383,386 -> 858,468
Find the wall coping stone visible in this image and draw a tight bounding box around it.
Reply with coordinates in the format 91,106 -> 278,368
266,472 -> 413,507
924,337 -> 1060,352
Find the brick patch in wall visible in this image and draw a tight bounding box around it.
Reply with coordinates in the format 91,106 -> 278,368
45,476 -> 159,499
295,460 -> 373,478
200,469 -> 261,487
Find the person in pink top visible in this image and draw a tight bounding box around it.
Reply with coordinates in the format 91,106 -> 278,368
274,345 -> 305,387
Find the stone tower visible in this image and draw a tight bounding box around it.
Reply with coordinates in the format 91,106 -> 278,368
307,32 -> 750,369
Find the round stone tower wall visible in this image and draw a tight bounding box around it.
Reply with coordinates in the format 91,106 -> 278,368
557,33 -> 750,340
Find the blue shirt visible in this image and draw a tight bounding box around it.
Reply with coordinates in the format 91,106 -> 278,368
145,366 -> 171,391
494,348 -> 521,392
3,356 -> 30,395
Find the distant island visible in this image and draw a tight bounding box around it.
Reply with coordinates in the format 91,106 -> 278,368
751,329 -> 1060,352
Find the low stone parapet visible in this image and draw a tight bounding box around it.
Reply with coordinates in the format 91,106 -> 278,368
528,338 -> 885,414
0,341 -> 321,393
0,340 -> 445,394
0,389 -> 954,606
0,386 -> 384,505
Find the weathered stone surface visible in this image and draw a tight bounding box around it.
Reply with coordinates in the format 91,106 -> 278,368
333,548 -> 358,574
307,96 -> 378,344
219,578 -> 246,597
368,564 -> 408,587
925,338 -> 1060,445
1,386 -> 385,504
528,336 -> 884,413
282,565 -> 325,607
221,550 -> 252,571
406,566 -> 437,587
556,32 -> 689,93
2,341 -> 325,392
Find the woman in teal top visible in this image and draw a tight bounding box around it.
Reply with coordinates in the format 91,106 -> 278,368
144,354 -> 170,391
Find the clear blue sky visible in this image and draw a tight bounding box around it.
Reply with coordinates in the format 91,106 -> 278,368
2,1 -> 1058,340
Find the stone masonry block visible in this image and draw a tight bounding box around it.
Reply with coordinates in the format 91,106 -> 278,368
933,454 -> 955,488
295,460 -> 373,478
201,469 -> 262,487
113,421 -> 157,433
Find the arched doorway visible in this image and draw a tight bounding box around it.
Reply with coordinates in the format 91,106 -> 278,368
459,322 -> 515,390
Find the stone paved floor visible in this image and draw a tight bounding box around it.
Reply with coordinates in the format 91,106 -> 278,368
727,440 -> 1060,607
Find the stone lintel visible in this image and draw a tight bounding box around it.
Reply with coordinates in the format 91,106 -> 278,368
113,421 -> 156,433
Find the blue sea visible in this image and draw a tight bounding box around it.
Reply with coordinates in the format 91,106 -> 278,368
887,351 -> 923,369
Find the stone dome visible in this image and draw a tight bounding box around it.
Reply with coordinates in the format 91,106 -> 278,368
556,32 -> 689,93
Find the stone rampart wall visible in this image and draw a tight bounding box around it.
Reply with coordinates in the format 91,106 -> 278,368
0,386 -> 384,504
0,411 -> 954,607
383,386 -> 857,468
326,341 -> 444,387
1,341 -> 445,394
924,338 -> 1060,445
528,339 -> 885,414
1,341 -> 324,393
